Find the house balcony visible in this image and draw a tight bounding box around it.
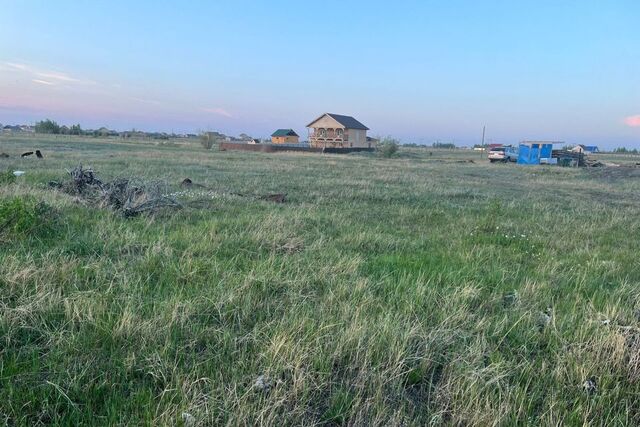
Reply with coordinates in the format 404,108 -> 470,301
308,132 -> 348,147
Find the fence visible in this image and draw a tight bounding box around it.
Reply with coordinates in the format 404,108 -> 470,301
219,142 -> 375,154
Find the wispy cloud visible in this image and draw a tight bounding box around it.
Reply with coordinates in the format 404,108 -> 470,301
202,107 -> 233,118
5,62 -> 30,71
129,96 -> 163,106
2,61 -> 94,86
37,71 -> 82,83
624,115 -> 640,127
32,79 -> 55,86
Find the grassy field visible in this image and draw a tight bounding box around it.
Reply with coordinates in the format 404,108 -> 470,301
1,135 -> 640,426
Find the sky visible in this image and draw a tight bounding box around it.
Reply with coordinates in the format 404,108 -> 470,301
0,0 -> 639,147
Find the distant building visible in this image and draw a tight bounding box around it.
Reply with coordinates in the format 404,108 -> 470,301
306,113 -> 370,148
271,129 -> 299,144
571,144 -> 599,154
3,125 -> 22,133
586,145 -> 600,153
366,136 -> 379,146
248,138 -> 261,144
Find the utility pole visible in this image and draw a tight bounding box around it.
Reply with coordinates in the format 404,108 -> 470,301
481,125 -> 486,159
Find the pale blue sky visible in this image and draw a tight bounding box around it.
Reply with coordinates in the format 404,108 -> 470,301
0,0 -> 639,146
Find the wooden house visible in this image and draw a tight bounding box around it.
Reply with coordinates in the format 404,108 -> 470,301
271,129 -> 299,144
306,113 -> 370,148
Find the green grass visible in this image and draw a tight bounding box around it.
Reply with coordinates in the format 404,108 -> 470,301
1,135 -> 640,425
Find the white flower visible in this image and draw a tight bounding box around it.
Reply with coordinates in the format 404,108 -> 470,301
181,412 -> 195,426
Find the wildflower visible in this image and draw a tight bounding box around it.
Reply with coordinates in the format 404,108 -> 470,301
182,413 -> 195,426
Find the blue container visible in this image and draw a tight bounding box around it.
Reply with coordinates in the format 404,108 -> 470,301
518,142 -> 553,165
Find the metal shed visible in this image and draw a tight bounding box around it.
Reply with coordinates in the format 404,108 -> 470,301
518,142 -> 554,165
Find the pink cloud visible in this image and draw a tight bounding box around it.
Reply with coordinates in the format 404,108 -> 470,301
624,115 -> 640,127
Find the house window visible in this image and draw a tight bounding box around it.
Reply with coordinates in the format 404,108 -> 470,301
336,129 -> 343,138
318,128 -> 326,137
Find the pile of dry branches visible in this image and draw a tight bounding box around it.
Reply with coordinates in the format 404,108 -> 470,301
50,165 -> 182,217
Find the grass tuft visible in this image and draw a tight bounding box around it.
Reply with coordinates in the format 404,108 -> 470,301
0,169 -> 16,185
0,196 -> 58,240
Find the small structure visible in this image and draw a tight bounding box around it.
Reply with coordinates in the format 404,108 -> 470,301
3,125 -> 22,133
271,129 -> 299,144
571,144 -> 599,154
307,113 -> 370,148
248,138 -> 261,145
553,149 -> 585,167
366,136 -> 379,146
517,141 -> 554,165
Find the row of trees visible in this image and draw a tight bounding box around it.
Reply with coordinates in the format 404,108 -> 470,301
35,119 -> 83,135
32,119 -> 175,139
432,142 -> 456,149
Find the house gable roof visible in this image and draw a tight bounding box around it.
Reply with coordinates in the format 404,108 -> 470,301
271,129 -> 299,137
306,113 -> 369,130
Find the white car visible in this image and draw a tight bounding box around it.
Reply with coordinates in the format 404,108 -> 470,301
488,146 -> 518,162
488,147 -> 507,162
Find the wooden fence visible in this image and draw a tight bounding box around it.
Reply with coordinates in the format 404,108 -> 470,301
219,142 -> 374,154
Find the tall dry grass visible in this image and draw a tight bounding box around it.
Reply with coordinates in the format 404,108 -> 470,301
1,135 -> 639,425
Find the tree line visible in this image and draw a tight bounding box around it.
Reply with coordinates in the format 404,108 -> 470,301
35,119 -> 83,135
31,119 -> 191,139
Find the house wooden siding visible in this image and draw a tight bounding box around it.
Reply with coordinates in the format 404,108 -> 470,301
307,113 -> 370,148
310,115 -> 343,129
271,135 -> 299,144
270,129 -> 299,144
347,129 -> 367,147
